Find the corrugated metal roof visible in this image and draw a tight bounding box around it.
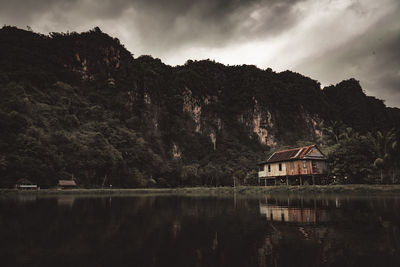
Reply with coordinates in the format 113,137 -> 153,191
268,149 -> 301,162
265,145 -> 325,163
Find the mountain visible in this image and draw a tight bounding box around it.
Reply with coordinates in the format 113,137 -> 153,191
0,26 -> 399,188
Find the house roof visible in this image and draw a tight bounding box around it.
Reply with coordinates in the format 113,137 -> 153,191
58,180 -> 77,186
261,145 -> 326,164
16,178 -> 34,185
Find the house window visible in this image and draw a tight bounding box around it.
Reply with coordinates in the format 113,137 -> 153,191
303,161 -> 307,169
279,163 -> 282,171
268,164 -> 271,172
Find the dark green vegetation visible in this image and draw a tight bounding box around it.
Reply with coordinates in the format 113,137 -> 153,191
323,124 -> 400,184
1,26 -> 399,188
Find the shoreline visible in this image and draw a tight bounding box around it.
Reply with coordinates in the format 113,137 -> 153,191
1,185 -> 400,197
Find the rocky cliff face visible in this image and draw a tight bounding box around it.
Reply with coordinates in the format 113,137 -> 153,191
0,26 -> 399,187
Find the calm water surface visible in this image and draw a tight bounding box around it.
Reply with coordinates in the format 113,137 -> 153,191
1,194 -> 400,267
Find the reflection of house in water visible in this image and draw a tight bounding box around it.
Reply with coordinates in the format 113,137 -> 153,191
17,194 -> 37,202
258,202 -> 330,266
259,204 -> 329,224
171,220 -> 181,240
256,198 -> 348,267
57,196 -> 76,207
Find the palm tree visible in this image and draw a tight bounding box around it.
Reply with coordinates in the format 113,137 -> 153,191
368,130 -> 397,183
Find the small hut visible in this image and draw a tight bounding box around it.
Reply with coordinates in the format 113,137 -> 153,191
58,180 -> 77,189
15,178 -> 38,190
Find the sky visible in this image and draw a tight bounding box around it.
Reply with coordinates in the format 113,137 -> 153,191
1,0 -> 400,107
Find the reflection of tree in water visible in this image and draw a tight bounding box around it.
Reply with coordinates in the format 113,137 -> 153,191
0,196 -> 267,266
0,196 -> 400,266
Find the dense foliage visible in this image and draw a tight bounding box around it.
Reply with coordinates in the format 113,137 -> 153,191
322,123 -> 400,184
1,26 -> 399,188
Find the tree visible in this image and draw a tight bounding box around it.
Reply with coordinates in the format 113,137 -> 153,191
200,163 -> 222,187
368,130 -> 397,183
322,121 -> 346,145
329,135 -> 377,183
181,164 -> 200,186
391,140 -> 400,183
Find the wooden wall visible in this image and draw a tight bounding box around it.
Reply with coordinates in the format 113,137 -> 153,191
314,160 -> 328,174
264,160 -> 327,177
286,160 -> 312,176
264,162 -> 287,177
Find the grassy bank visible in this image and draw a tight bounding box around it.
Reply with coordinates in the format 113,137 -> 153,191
1,185 -> 400,197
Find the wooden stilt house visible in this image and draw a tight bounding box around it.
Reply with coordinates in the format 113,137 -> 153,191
258,145 -> 328,185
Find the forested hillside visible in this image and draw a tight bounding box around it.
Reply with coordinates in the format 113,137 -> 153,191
1,26 -> 399,188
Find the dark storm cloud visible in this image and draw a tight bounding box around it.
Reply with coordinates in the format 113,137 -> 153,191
132,0 -> 305,49
0,0 -> 77,24
296,3 -> 400,107
0,0 -> 304,49
0,0 -> 399,106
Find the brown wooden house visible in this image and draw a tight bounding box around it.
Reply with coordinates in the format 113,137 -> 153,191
258,145 -> 328,185
58,180 -> 77,189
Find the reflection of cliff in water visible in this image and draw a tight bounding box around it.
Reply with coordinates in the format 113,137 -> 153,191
1,195 -> 400,267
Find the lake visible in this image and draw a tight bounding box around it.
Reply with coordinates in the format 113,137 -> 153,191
1,194 -> 400,266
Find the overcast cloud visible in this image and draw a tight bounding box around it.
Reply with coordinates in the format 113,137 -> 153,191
1,0 -> 399,107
